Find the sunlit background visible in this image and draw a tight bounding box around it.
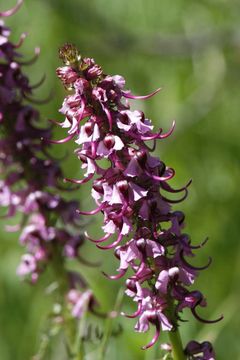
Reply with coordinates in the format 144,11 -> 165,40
1,0 -> 240,359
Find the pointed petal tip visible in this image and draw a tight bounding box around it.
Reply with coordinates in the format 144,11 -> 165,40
41,133 -> 75,145
159,120 -> 176,139
85,232 -> 111,243
63,174 -> 93,185
140,322 -> 160,350
14,32 -> 27,48
102,270 -> 126,280
192,307 -> 224,324
122,87 -> 162,100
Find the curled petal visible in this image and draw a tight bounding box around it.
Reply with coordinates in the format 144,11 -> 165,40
23,90 -> 53,105
14,32 -> 27,48
18,47 -> 40,66
178,315 -> 189,323
48,118 -> 62,127
121,302 -> 142,318
64,173 -> 94,185
134,262 -> 153,279
30,74 -> 46,89
89,304 -> 107,318
141,321 -> 160,350
102,269 -> 126,280
96,233 -> 123,250
146,168 -> 175,182
0,0 -> 23,17
161,178 -> 192,193
139,128 -> 163,141
122,87 -> 162,100
191,306 -> 223,324
74,150 -> 96,161
85,231 -> 112,244
143,139 -> 157,152
161,188 -> 188,204
77,203 -> 105,216
42,133 -> 75,144
158,120 -> 176,139
180,250 -> 212,271
189,237 -> 209,250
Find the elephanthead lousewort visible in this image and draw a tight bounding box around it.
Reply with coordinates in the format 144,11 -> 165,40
50,44 -> 223,357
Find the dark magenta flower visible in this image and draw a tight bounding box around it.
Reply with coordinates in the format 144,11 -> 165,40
0,4 -> 99,322
185,341 -> 215,360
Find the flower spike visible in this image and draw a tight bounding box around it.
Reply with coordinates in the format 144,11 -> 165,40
53,44 -> 222,355
0,8 -> 99,329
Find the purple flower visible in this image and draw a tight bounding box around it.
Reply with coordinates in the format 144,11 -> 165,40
185,341 -> 216,360
52,43 -> 223,351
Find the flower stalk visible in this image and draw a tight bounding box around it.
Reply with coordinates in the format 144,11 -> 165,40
168,329 -> 185,360
51,43 -> 222,358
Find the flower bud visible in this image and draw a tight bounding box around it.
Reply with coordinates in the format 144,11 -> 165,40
56,66 -> 78,85
59,43 -> 80,65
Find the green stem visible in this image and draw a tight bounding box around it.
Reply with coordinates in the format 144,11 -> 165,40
51,246 -> 76,357
165,295 -> 186,360
168,328 -> 186,360
98,287 -> 124,360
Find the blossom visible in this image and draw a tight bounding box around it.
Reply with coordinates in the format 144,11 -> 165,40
52,43 -> 222,352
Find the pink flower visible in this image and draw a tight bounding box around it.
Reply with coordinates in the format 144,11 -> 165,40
53,43 -> 222,351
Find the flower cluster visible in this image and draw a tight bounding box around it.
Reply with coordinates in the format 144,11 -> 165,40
0,2 -> 93,316
52,43 -> 223,356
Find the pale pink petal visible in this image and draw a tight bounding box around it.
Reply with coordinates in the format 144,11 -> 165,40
121,216 -> 132,235
102,220 -> 116,234
103,183 -> 113,202
112,75 -> 125,89
113,136 -> 124,151
92,124 -> 100,141
109,185 -> 123,205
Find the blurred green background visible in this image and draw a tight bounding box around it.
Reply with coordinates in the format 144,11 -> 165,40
1,0 -> 240,359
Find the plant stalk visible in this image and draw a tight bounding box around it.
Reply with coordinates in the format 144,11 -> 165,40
51,245 -> 76,358
168,328 -> 186,360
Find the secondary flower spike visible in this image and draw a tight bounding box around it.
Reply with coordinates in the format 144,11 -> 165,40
52,43 -> 223,357
0,5 -> 99,322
